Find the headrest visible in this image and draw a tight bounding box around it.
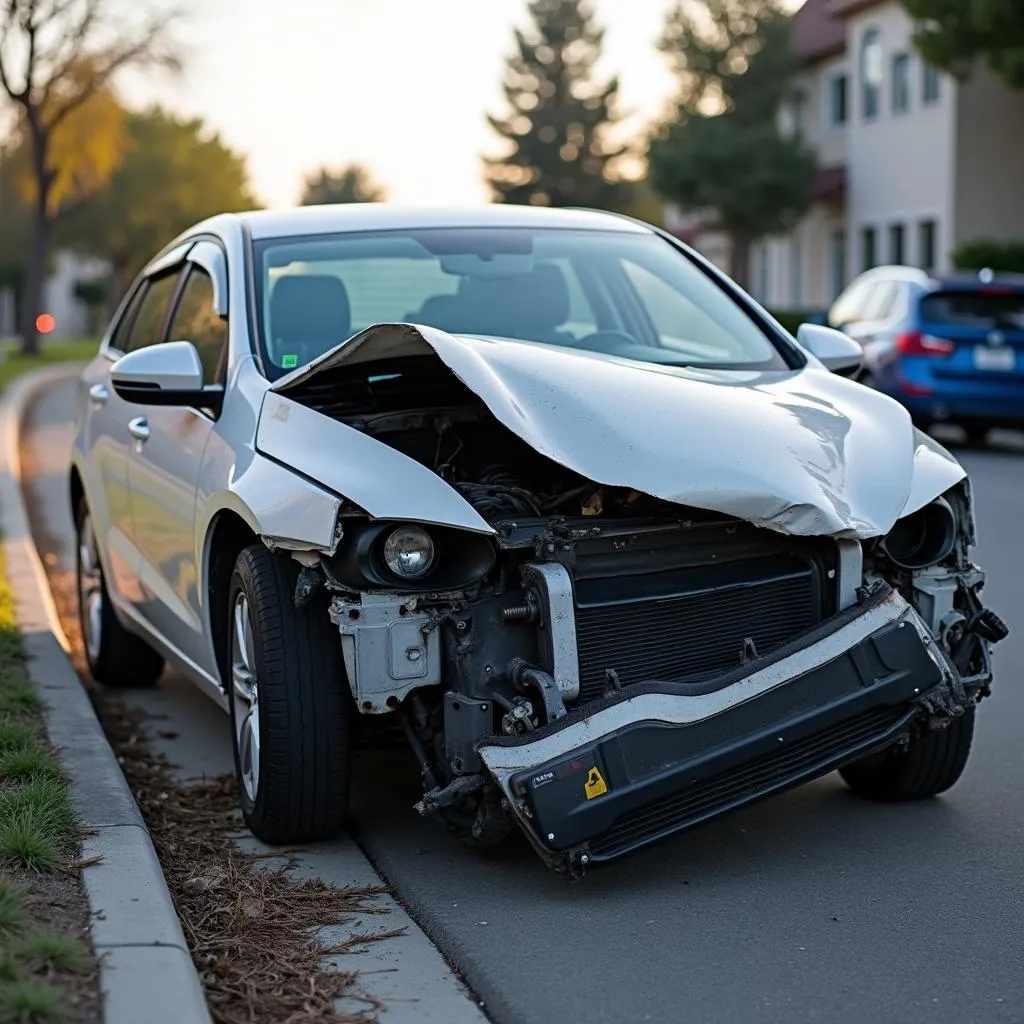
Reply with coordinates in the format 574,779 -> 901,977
269,274 -> 352,350
459,263 -> 570,337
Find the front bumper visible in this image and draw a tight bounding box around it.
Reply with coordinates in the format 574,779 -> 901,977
478,585 -> 963,872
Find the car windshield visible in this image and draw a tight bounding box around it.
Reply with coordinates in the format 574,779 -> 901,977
252,227 -> 787,377
920,290 -> 1024,331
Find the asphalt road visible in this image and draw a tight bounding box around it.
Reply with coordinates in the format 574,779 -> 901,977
23,376 -> 1024,1024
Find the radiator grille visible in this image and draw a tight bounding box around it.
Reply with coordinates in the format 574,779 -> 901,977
574,556 -> 822,703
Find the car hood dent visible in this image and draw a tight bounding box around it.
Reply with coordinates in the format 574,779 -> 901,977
270,324 -> 967,539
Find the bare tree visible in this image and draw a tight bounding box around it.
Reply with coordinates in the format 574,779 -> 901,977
0,0 -> 182,354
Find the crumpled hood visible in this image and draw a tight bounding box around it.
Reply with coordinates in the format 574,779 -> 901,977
268,323 -> 966,539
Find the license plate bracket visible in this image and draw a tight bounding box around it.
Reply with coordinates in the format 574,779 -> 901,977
973,345 -> 1015,371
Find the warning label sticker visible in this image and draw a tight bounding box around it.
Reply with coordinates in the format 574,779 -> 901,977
584,767 -> 608,800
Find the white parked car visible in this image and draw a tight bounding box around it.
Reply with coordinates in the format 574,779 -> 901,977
827,264 -> 932,374
70,205 -> 1006,875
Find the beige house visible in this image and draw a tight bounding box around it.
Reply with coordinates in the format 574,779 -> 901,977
668,0 -> 1024,312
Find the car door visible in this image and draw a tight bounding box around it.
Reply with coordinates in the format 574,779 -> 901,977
83,269 -> 185,612
77,286 -> 152,608
127,247 -> 229,677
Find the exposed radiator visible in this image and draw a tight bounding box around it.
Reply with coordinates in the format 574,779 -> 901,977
573,554 -> 824,703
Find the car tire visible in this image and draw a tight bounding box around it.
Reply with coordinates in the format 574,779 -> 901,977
227,543 -> 351,845
76,504 -> 165,688
839,708 -> 975,802
962,425 -> 990,447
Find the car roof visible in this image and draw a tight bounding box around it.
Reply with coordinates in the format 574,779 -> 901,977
929,271 -> 1024,292
850,265 -> 932,287
235,203 -> 653,241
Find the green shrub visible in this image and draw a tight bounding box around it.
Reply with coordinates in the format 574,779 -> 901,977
952,239 -> 1024,274
72,278 -> 109,308
766,309 -> 828,335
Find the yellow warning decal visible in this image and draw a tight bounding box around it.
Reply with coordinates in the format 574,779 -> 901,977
584,767 -> 608,800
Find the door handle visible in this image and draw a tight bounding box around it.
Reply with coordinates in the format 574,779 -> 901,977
127,417 -> 151,443
88,383 -> 109,405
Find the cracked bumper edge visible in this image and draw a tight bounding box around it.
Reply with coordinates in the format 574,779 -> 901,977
478,589 -> 957,866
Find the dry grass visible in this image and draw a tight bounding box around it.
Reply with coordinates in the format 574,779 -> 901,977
0,340 -> 99,393
0,547 -> 100,1023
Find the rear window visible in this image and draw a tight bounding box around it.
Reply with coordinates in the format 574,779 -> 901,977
920,291 -> 1024,330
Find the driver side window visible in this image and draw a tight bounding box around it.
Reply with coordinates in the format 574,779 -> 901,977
167,266 -> 228,386
120,271 -> 182,354
829,280 -> 872,328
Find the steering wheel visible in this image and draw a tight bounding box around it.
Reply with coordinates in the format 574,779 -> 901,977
576,330 -> 638,354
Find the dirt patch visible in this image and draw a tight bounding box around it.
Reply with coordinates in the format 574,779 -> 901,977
20,434 -> 395,1023
2,866 -> 101,1024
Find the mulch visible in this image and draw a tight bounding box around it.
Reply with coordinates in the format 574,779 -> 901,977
21,435 -> 396,1024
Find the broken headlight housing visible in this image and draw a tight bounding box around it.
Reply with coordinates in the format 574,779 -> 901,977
879,496 -> 957,570
324,520 -> 495,592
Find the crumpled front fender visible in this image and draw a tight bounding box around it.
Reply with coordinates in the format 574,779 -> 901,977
897,429 -> 968,520
255,391 -> 494,535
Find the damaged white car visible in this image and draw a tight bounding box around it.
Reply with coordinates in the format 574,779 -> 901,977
70,205 -> 1007,875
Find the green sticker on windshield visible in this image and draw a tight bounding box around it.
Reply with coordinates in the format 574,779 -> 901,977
281,354 -> 298,369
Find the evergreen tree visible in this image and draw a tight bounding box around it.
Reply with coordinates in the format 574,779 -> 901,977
901,0 -> 1024,89
649,0 -> 816,288
300,163 -> 386,205
485,0 -> 625,208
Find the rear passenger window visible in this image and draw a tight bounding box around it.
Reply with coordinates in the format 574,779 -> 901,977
121,272 -> 181,353
168,267 -> 228,386
108,286 -> 146,352
920,291 -> 1024,329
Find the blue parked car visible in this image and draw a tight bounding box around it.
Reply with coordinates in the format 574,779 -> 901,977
828,266 -> 1024,444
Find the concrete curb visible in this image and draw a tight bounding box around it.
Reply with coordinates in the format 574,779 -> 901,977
0,365 -> 212,1024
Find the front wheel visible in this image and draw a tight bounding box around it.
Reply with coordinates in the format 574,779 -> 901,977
840,709 -> 975,802
228,544 -> 352,845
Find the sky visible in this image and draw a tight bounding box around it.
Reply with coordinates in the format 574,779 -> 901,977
120,0 -> 688,209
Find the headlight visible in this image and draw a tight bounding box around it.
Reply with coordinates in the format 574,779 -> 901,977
880,497 -> 957,570
382,525 -> 436,580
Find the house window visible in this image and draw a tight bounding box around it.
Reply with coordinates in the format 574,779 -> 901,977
860,28 -> 883,121
862,226 -> 877,272
919,219 -> 937,272
922,63 -> 941,104
890,223 -> 905,265
790,236 -> 803,307
830,229 -> 847,300
789,88 -> 808,140
758,243 -> 770,303
828,73 -> 848,127
892,53 -> 910,113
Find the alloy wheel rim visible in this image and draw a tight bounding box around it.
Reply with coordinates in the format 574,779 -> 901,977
77,516 -> 104,663
231,592 -> 260,802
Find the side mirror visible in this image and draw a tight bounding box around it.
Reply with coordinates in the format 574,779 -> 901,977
796,323 -> 863,377
111,340 -> 223,412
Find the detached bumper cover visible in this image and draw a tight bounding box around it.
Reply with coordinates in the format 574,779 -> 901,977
478,586 -> 960,868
